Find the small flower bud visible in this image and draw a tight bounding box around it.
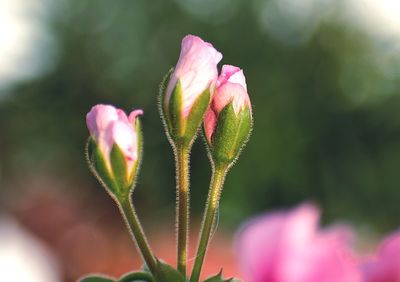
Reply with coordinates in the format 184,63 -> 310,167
203,65 -> 252,166
161,34 -> 222,147
86,104 -> 143,198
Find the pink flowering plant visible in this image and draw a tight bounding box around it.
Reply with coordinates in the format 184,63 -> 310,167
81,35 -> 252,282
81,35 -> 400,282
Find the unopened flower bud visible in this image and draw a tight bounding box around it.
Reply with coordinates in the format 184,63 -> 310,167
86,104 -> 143,198
161,34 -> 222,147
204,65 -> 252,166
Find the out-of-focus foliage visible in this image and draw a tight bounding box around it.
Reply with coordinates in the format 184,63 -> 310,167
1,0 -> 400,234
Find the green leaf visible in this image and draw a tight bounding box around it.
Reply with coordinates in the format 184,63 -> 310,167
79,274 -> 116,282
202,269 -> 241,282
118,271 -> 154,282
110,143 -> 129,196
153,261 -> 185,282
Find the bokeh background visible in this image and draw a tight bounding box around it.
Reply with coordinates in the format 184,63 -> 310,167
1,0 -> 400,281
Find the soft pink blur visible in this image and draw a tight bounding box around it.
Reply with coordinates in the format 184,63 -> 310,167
86,104 -> 142,173
236,203 -> 362,282
204,65 -> 251,143
165,35 -> 222,118
362,232 -> 400,282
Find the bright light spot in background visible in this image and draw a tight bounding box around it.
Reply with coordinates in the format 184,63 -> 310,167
257,0 -> 400,45
345,0 -> 400,40
0,217 -> 60,282
0,0 -> 56,91
256,0 -> 400,104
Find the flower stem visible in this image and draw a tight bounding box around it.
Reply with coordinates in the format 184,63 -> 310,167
118,197 -> 157,274
175,144 -> 190,277
190,164 -> 228,282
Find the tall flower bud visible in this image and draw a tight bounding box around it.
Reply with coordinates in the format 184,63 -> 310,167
204,65 -> 252,166
86,104 -> 143,199
161,34 -> 222,147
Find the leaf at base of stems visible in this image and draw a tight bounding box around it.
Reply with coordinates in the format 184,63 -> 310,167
202,269 -> 242,282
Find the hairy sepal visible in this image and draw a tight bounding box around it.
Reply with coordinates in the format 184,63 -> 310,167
209,102 -> 252,167
183,86 -> 211,147
129,117 -> 143,187
160,70 -> 211,148
86,138 -> 119,196
86,138 -> 138,200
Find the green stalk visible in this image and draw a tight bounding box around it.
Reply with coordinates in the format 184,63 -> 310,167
175,144 -> 190,276
190,164 -> 229,282
119,197 -> 157,274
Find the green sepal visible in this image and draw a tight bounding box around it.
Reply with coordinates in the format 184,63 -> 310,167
153,261 -> 185,282
118,271 -> 154,282
110,143 -> 129,196
128,117 -> 143,186
159,68 -> 174,135
209,102 -> 252,167
86,138 -> 118,195
86,137 -> 139,200
159,69 -> 212,148
168,79 -> 184,140
79,274 -> 116,282
183,86 -> 211,147
202,269 -> 241,282
159,72 -> 183,142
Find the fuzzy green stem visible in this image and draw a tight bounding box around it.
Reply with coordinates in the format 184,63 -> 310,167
190,164 -> 229,282
175,144 -> 190,277
119,197 -> 157,274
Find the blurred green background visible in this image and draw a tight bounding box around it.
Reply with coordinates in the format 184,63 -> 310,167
1,0 -> 400,280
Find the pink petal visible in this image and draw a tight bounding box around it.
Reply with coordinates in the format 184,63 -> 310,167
203,107 -> 217,144
108,120 -> 137,172
86,104 -> 119,139
165,35 -> 222,118
236,203 -> 362,282
128,109 -> 143,124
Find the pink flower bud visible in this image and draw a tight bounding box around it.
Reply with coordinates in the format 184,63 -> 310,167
362,232 -> 400,282
204,65 -> 252,143
86,104 -> 143,177
236,203 -> 362,282
165,34 -> 222,119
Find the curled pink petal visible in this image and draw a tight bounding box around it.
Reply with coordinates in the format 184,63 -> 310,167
128,109 -> 144,124
204,107 -> 217,144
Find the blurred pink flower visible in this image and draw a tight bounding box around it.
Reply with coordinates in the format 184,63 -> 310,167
86,104 -> 142,174
236,203 -> 362,282
204,65 -> 251,143
165,34 -> 222,118
362,232 -> 400,282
